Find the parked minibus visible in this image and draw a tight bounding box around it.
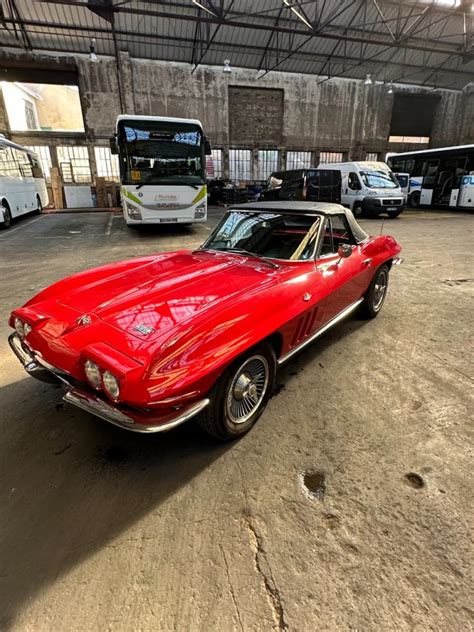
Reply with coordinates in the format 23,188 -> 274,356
0,137 -> 48,229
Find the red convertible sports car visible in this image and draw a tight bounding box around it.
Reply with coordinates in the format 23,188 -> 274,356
9,202 -> 402,440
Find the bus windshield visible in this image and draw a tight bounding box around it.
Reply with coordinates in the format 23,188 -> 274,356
118,120 -> 205,186
360,171 -> 398,189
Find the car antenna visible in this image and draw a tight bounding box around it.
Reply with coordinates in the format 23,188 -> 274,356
380,218 -> 385,236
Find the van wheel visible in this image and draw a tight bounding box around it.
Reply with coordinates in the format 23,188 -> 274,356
409,191 -> 420,208
353,203 -> 364,218
0,202 -> 12,229
197,343 -> 276,441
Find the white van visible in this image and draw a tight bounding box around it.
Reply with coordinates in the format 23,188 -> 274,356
317,161 -> 405,218
0,138 -> 48,229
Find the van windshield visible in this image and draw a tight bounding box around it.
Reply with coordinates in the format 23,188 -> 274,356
360,171 -> 398,189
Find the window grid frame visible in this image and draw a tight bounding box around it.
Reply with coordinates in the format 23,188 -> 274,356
319,151 -> 344,164
229,148 -> 252,182
94,146 -> 120,181
286,151 -> 312,171
57,145 -> 92,184
24,145 -> 52,181
257,149 -> 279,181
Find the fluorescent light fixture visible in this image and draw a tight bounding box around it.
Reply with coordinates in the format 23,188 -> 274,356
89,38 -> 98,63
192,0 -> 217,16
364,73 -> 373,85
223,59 -> 232,74
283,0 -> 313,30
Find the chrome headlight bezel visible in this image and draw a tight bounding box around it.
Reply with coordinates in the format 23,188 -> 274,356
103,370 -> 120,401
24,322 -> 32,337
84,359 -> 102,389
14,317 -> 25,337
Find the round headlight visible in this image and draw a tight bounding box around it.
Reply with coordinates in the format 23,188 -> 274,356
24,322 -> 32,336
14,317 -> 24,337
103,371 -> 120,401
84,359 -> 102,389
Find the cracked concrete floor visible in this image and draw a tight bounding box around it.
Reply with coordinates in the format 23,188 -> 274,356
0,209 -> 472,631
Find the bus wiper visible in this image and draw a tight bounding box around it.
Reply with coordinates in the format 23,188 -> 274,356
219,247 -> 280,269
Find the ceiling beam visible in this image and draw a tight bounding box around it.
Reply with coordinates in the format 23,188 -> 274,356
31,0 -> 469,60
2,18 -> 471,80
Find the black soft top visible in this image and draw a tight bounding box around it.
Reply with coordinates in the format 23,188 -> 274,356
232,201 -> 369,244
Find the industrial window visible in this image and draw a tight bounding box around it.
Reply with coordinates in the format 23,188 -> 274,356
207,149 -> 223,179
319,151 -> 343,164
94,146 -> 120,181
15,148 -> 33,177
366,152 -> 378,161
229,149 -> 252,182
0,146 -> 21,177
57,146 -> 91,183
389,136 -> 430,144
24,100 -> 37,130
286,151 -> 312,170
257,150 -> 279,181
25,146 -> 52,181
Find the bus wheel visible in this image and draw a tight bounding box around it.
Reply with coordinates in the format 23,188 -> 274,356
35,195 -> 43,214
0,202 -> 12,230
409,191 -> 420,208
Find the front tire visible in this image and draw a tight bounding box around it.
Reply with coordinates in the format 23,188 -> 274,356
197,343 -> 276,441
409,191 -> 420,208
0,202 -> 12,229
359,264 -> 390,319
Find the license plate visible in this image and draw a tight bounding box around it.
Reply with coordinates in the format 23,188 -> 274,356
159,218 -> 178,223
387,207 -> 397,211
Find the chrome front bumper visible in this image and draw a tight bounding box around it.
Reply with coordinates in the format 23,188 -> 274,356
8,332 -> 209,434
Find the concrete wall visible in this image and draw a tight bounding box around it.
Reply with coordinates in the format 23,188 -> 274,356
1,49 -> 473,179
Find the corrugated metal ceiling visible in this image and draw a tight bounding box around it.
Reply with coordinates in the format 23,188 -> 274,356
1,0 -> 473,89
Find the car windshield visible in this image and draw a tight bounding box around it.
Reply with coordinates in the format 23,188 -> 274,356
118,120 -> 205,186
201,211 -> 321,261
360,171 -> 399,189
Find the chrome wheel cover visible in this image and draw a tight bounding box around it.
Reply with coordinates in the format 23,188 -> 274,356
226,355 -> 269,424
373,269 -> 388,311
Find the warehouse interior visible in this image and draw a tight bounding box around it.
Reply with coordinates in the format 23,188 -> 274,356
0,1 -> 473,630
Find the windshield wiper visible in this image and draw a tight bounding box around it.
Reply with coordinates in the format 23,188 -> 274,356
217,247 -> 280,269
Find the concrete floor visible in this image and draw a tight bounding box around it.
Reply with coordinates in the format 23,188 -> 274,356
0,208 -> 472,631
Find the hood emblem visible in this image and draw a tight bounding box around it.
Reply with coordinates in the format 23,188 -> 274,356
134,324 -> 154,335
76,315 -> 92,326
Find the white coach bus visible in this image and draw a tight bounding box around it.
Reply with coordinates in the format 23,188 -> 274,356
0,137 -> 48,229
387,144 -> 474,209
112,115 -> 211,227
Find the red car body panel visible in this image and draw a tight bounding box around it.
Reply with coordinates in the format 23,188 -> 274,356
9,209 -> 401,430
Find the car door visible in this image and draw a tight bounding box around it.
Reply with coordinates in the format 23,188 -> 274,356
315,215 -> 371,322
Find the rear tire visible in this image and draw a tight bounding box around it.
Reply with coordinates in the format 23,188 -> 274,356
359,264 -> 390,319
197,343 -> 276,441
35,195 -> 43,214
409,191 -> 420,208
353,203 -> 364,218
0,201 -> 12,230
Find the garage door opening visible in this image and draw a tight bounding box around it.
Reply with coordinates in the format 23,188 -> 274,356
1,81 -> 85,133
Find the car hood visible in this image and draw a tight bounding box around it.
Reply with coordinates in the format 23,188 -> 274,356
56,250 -> 277,341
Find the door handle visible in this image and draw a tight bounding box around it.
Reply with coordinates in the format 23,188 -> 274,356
362,258 -> 373,267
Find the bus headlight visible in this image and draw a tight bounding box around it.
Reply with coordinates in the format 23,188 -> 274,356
194,202 -> 206,219
84,359 -> 102,389
14,317 -> 25,337
103,371 -> 120,401
126,203 -> 142,220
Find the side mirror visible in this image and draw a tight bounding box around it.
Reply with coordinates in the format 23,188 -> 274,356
204,138 -> 212,156
337,243 -> 352,258
109,136 -> 118,155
